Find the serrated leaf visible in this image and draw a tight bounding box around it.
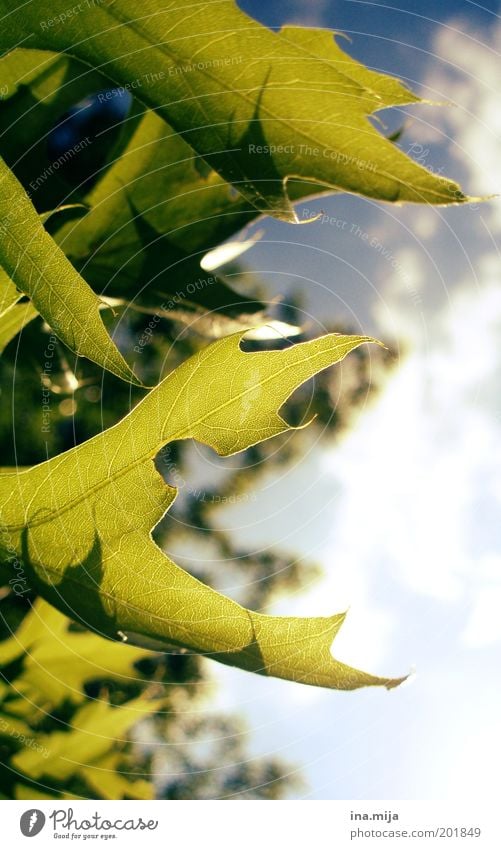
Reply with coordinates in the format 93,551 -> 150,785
0,157 -> 141,383
0,332 -> 404,690
0,0 -> 470,221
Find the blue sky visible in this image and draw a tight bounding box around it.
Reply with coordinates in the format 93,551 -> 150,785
171,1 -> 501,799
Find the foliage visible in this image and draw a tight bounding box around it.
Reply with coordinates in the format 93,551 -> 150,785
0,0 -> 469,798
0,0 -> 471,220
0,158 -> 140,382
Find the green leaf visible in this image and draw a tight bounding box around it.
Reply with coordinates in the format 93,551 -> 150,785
0,599 -> 156,708
12,695 -> 160,780
0,266 -> 20,315
0,268 -> 38,354
0,0 -> 470,221
0,332 -> 404,690
15,785 -> 66,800
0,156 -> 141,383
0,207 -> 89,355
0,49 -> 272,333
0,301 -> 38,354
1,600 -> 160,798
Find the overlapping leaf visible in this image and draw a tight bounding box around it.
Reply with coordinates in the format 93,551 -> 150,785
0,0 -> 470,221
51,108 -> 273,334
0,331 -> 405,690
0,50 -> 275,335
0,206 -> 96,355
0,48 -> 115,208
0,157 -> 140,382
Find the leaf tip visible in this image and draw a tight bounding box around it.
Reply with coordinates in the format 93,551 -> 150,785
383,672 -> 411,690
